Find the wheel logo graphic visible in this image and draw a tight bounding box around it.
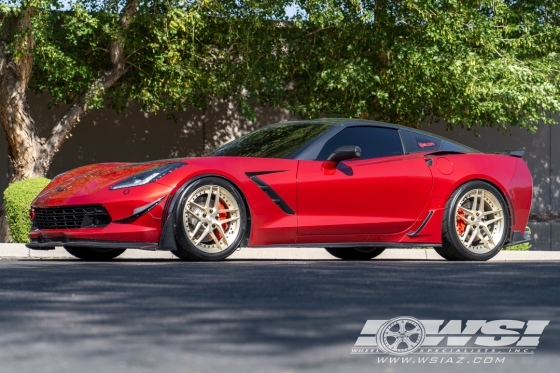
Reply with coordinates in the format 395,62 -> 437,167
376,317 -> 426,356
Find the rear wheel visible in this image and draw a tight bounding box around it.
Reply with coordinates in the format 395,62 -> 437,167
173,177 -> 247,261
440,181 -> 510,261
326,247 -> 385,260
64,247 -> 126,261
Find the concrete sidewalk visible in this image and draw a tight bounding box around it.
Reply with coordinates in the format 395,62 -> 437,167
1,243 -> 559,261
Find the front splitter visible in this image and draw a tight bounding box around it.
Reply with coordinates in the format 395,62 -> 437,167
26,239 -> 158,251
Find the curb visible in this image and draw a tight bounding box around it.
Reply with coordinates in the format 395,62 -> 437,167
1,244 -> 559,261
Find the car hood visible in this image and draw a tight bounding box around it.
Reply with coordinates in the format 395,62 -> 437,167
34,160 -> 186,205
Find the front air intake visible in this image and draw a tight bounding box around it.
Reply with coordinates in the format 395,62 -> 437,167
33,205 -> 111,229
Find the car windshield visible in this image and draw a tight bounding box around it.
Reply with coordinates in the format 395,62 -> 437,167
209,122 -> 335,158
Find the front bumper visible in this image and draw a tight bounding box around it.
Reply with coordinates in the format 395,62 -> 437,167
28,217 -> 162,251
28,187 -> 172,251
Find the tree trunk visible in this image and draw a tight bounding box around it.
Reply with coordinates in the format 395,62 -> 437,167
0,1 -> 139,242
0,60 -> 52,242
0,73 -> 52,243
0,7 -> 50,242
0,80 -> 51,182
0,204 -> 9,243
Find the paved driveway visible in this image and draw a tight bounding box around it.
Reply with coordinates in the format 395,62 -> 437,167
0,259 -> 558,373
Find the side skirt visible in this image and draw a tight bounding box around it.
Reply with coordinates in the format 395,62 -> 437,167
247,242 -> 442,249
406,210 -> 434,237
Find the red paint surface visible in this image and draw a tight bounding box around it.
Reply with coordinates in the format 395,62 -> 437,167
436,157 -> 454,175
297,154 -> 432,236
30,151 -> 533,247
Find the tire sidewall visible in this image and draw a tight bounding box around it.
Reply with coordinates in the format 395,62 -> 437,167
445,181 -> 510,261
174,177 -> 247,261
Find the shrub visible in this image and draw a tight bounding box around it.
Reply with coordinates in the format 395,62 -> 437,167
504,242 -> 531,251
3,178 -> 51,243
504,226 -> 531,251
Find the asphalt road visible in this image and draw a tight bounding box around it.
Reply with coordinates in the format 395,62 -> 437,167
0,259 -> 559,373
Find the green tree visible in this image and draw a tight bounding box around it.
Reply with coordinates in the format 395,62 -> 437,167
0,0 -> 289,182
273,0 -> 560,132
0,0 -> 291,240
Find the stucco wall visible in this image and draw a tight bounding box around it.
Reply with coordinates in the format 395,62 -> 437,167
0,93 -> 296,191
1,93 -> 558,247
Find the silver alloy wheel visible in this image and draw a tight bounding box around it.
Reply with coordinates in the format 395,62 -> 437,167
376,317 -> 426,356
182,185 -> 241,254
455,188 -> 505,253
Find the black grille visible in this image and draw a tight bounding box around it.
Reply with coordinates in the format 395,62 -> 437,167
34,205 -> 111,229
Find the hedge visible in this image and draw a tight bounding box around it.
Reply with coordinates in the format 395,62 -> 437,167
504,242 -> 530,251
3,178 -> 51,243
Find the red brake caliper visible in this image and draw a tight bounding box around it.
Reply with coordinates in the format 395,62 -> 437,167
456,209 -> 466,235
214,201 -> 228,240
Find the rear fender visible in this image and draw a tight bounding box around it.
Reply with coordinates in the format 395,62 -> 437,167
506,158 -> 533,235
403,154 -> 518,243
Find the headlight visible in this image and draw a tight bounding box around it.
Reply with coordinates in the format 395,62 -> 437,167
110,162 -> 185,190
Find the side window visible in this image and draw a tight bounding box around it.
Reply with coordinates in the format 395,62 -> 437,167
316,127 -> 404,160
401,129 -> 442,153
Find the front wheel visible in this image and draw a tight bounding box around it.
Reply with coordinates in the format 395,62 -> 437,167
64,247 -> 126,261
439,181 -> 510,261
433,247 -> 459,261
325,247 -> 386,260
173,177 -> 247,261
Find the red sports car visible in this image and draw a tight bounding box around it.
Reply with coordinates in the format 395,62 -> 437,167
27,119 -> 532,261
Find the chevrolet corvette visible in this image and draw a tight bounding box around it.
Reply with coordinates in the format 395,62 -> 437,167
27,119 -> 532,261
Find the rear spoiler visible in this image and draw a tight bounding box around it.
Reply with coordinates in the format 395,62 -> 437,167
494,150 -> 525,158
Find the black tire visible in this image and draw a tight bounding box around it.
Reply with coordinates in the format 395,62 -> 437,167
173,177 -> 247,261
170,250 -> 190,260
326,247 -> 386,260
440,181 -> 510,261
433,246 -> 459,261
64,247 -> 126,261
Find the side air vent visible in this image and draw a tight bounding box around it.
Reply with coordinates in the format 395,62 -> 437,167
246,172 -> 295,215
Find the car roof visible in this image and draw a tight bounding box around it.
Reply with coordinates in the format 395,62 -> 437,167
277,118 -> 480,154
278,118 -> 402,130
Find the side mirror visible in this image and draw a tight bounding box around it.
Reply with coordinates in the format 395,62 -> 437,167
327,146 -> 362,163
322,146 -> 362,174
